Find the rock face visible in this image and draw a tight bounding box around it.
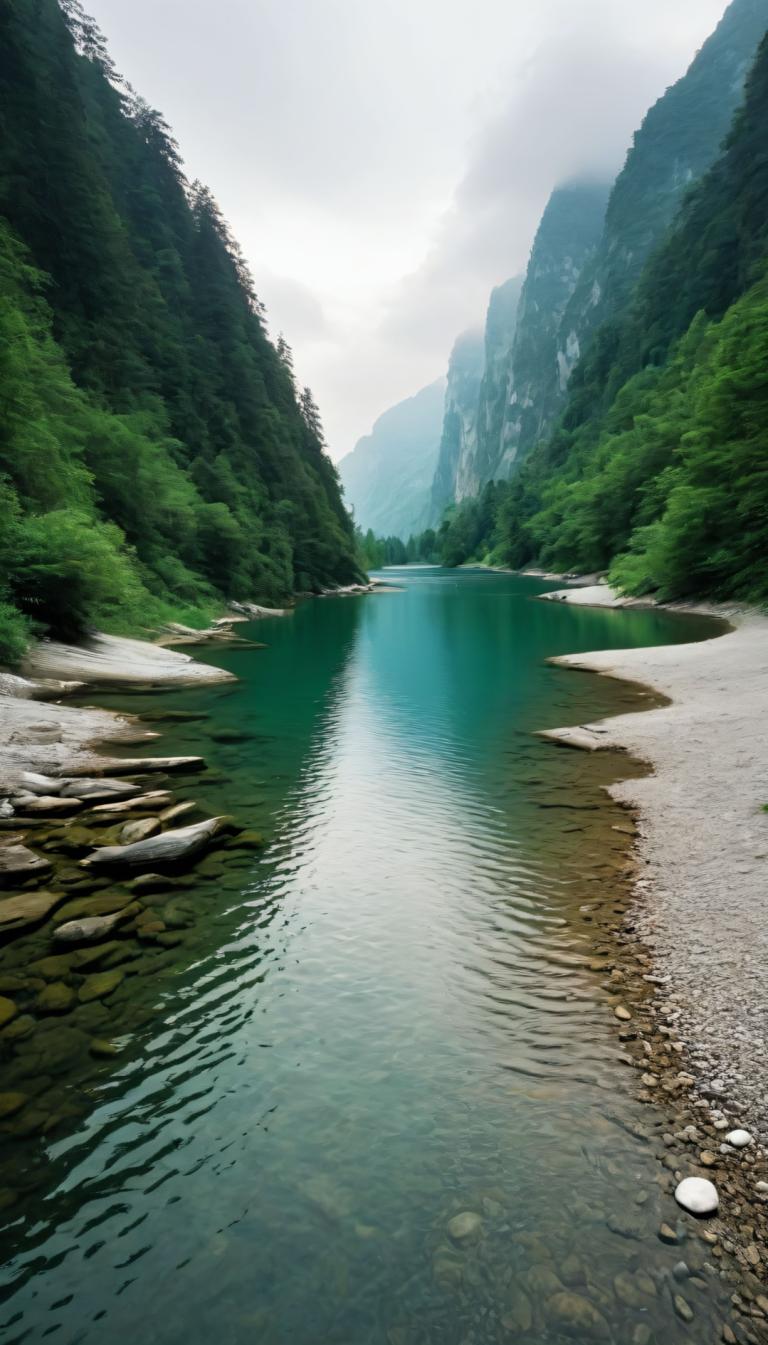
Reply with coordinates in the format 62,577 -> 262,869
470,277 -> 523,490
429,330 -> 485,519
427,184 -> 607,518
555,0 -> 767,387
480,183 -> 609,484
339,380 -> 445,540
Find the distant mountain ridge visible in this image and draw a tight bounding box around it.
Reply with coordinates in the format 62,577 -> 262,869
338,380 -> 445,539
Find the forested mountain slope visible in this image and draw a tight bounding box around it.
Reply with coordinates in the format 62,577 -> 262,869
556,0 -> 768,388
427,27 -> 768,602
0,0 -> 360,662
338,381 -> 444,540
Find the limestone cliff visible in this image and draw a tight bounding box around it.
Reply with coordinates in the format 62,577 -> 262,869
429,330 -> 485,520
484,182 -> 609,481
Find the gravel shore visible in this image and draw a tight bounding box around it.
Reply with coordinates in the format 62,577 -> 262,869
544,589 -> 768,1137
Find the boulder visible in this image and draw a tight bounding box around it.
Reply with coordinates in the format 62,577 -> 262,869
16,771 -> 64,796
0,844 -> 52,888
0,997 -> 17,1028
53,909 -> 138,944
675,1177 -> 719,1216
725,1129 -> 753,1148
36,981 -> 77,1014
158,801 -> 197,825
119,817 -> 161,845
60,778 -> 142,802
11,795 -> 82,816
0,889 -> 64,932
63,755 -> 205,777
447,1211 -> 483,1244
77,969 -> 124,1003
88,791 -> 174,819
81,816 -> 224,871
546,1293 -> 609,1339
0,1092 -> 28,1118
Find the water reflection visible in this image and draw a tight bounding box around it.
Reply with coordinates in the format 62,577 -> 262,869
0,573 -> 732,1343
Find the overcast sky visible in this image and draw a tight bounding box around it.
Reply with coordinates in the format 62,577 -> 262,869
87,0 -> 728,458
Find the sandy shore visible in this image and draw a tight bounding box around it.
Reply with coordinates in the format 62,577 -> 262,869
543,586 -> 768,1138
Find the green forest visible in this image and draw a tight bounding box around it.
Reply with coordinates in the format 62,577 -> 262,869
0,0 -> 361,664
398,31 -> 768,603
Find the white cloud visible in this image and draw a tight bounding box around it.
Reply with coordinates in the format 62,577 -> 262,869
87,0 -> 729,456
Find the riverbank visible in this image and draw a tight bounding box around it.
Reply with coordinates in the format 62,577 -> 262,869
541,585 -> 768,1302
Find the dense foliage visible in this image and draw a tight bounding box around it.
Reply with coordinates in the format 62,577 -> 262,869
0,0 -> 360,662
409,31 -> 768,604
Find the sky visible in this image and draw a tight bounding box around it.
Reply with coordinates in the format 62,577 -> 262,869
87,0 -> 728,459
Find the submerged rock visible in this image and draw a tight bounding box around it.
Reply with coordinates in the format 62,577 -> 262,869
546,1292 -> 609,1339
0,1092 -> 28,1118
81,817 -> 225,871
0,997 -> 18,1029
77,969 -> 125,1002
0,844 -> 52,887
119,817 -> 161,845
0,889 -> 64,932
446,1211 -> 482,1243
36,982 -> 76,1014
89,1037 -> 120,1058
53,910 -> 136,944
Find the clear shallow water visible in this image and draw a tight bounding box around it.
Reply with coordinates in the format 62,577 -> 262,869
0,572 -> 729,1342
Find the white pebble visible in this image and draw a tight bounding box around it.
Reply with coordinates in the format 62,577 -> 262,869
675,1177 -> 719,1216
725,1129 -> 753,1148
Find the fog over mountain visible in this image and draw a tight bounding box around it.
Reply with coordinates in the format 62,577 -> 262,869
86,0 -> 728,457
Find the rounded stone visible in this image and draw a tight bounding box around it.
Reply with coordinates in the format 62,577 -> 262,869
0,1092 -> 28,1118
89,1038 -> 120,1058
546,1292 -> 609,1340
447,1211 -> 482,1244
725,1129 -> 752,1148
675,1177 -> 719,1216
0,996 -> 18,1029
673,1294 -> 693,1323
36,981 -> 76,1015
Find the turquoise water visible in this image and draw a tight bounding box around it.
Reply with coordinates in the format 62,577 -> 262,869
0,571 -> 729,1342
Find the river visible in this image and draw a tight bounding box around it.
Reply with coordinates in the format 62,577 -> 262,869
0,571 -> 730,1342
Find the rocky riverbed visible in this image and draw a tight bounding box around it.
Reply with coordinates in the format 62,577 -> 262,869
539,586 -> 768,1338
1,593 -> 767,1343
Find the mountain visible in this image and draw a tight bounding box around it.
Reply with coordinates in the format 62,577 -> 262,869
480,183 -> 610,482
0,0 -> 360,663
428,182 -> 608,521
338,380 -> 445,540
429,330 -> 486,520
467,277 -> 523,490
556,0 -> 768,391
427,21 -> 768,603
